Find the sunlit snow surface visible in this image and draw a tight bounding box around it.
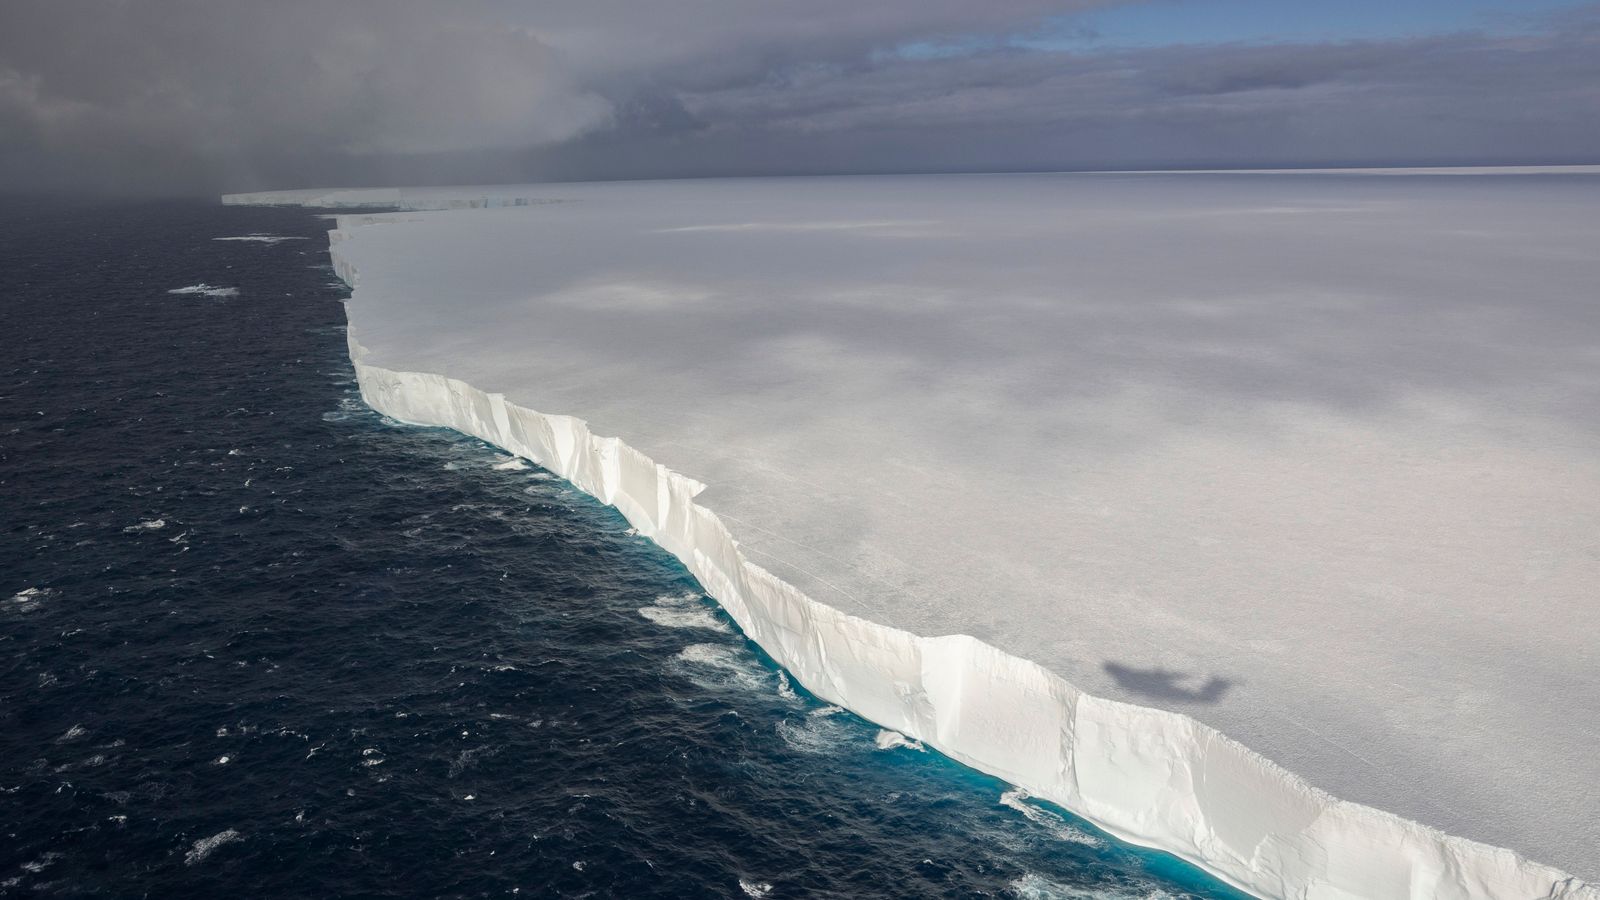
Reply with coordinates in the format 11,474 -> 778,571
231,172 -> 1600,885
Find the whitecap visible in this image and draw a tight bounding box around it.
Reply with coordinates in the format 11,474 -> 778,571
492,457 -> 528,471
999,789 -> 1104,847
19,853 -> 61,874
776,706 -> 854,755
448,744 -> 502,778
213,235 -> 306,244
776,671 -> 799,702
55,723 -> 87,743
874,729 -> 925,752
185,829 -> 242,865
672,643 -> 775,694
9,587 -> 55,612
122,519 -> 166,532
1010,873 -> 1176,899
638,593 -> 730,633
739,879 -> 773,897
167,284 -> 239,298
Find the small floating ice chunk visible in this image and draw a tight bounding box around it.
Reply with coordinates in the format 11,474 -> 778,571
491,457 -> 528,471
185,829 -> 242,865
167,284 -> 239,298
874,729 -> 924,752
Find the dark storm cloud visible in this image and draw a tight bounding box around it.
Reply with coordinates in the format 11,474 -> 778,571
568,11 -> 1600,174
0,0 -> 613,191
0,0 -> 1596,194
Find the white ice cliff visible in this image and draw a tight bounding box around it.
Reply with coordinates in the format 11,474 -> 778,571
228,171 -> 1600,899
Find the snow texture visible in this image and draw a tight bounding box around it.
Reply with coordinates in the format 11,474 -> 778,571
227,171 -> 1600,898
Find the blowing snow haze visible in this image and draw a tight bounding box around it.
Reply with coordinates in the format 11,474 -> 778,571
2,0 -> 1599,192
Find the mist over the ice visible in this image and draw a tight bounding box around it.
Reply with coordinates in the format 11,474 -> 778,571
3,0 -> 1599,194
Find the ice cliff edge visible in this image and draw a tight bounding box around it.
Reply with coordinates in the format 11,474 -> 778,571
228,182 -> 1598,900
339,316 -> 1596,900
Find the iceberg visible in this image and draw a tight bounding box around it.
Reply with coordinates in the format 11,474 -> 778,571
228,171 -> 1600,899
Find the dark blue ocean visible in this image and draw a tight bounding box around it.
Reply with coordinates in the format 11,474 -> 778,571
0,197 -> 1250,899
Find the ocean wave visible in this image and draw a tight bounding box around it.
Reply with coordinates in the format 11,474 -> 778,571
184,829 -> 242,865
776,671 -> 799,702
775,705 -> 854,755
1011,873 -> 1176,899
214,235 -> 306,244
873,729 -> 924,752
167,284 -> 239,298
9,587 -> 56,612
673,643 -> 773,694
638,593 -> 730,633
999,790 -> 1104,848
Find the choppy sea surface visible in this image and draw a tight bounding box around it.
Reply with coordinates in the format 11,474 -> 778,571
0,197 -> 1250,899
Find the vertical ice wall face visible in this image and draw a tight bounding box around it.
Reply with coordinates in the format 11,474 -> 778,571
237,173 -> 1600,900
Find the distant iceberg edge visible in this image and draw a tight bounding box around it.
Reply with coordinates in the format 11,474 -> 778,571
316,214 -> 1592,900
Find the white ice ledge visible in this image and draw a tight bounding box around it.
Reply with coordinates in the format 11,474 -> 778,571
329,276 -> 1593,899
226,176 -> 1600,900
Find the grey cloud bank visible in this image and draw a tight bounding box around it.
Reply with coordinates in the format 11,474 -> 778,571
2,0 -> 1598,193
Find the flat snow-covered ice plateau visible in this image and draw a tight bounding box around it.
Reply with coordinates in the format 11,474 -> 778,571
228,171 -> 1600,899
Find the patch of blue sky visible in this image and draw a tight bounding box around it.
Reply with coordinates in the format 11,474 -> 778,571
887,0 -> 1593,60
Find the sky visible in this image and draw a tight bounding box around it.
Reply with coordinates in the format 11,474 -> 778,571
0,0 -> 1596,194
